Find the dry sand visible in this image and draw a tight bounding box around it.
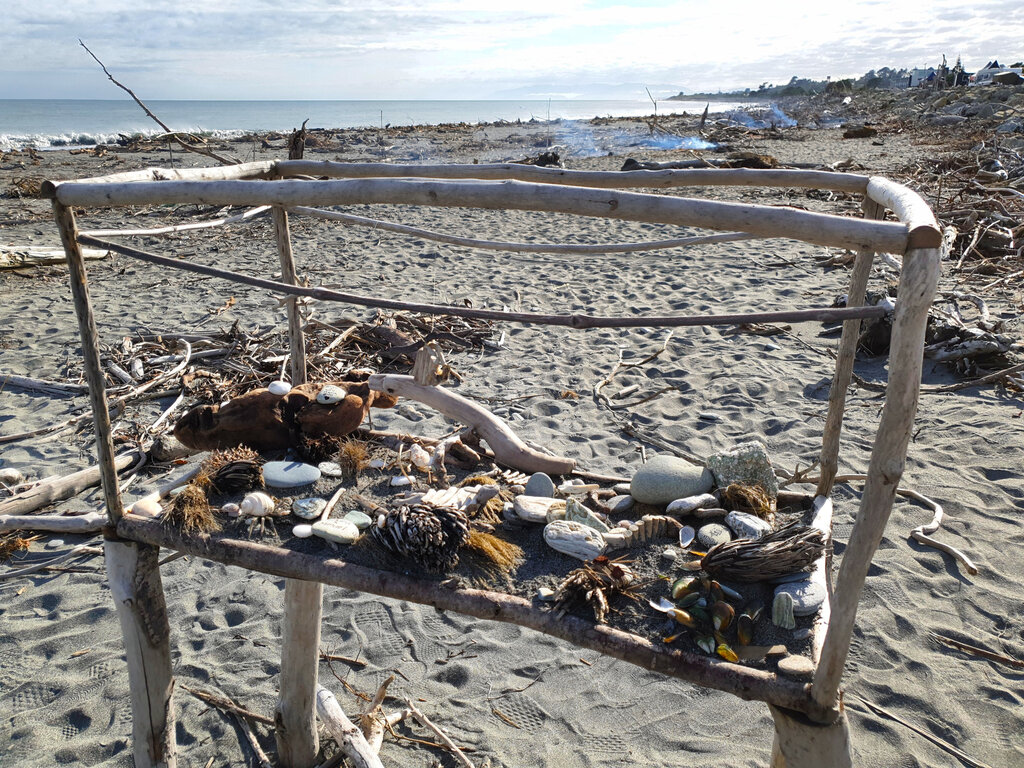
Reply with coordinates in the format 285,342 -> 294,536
0,107 -> 1022,767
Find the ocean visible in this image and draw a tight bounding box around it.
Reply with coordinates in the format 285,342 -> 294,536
0,98 -> 757,152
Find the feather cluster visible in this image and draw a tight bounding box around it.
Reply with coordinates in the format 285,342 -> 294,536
373,503 -> 470,573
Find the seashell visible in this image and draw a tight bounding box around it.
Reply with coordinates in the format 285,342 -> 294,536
671,576 -> 700,600
772,592 -> 797,630
661,548 -> 677,562
240,492 -> 275,517
695,634 -> 716,654
0,467 -> 25,485
666,493 -> 718,515
709,580 -> 725,604
537,587 -> 556,601
716,643 -> 739,663
718,582 -> 744,602
678,525 -> 695,548
131,497 -> 163,517
649,597 -> 676,614
222,503 -> 241,518
725,511 -> 772,540
542,519 -> 607,561
268,380 -> 292,396
409,443 -> 432,470
670,608 -> 699,629
736,606 -> 762,646
390,475 -> 413,487
316,384 -> 348,404
564,497 -> 610,533
312,518 -> 360,544
292,497 -> 327,520
513,495 -> 566,524
711,601 -> 735,632
292,524 -> 313,538
677,592 -> 701,609
367,458 -> 387,470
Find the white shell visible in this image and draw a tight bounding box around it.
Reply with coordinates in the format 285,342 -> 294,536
678,525 -> 696,548
222,502 -> 241,518
292,524 -> 314,538
409,443 -> 432,470
268,380 -> 292,396
240,491 -> 275,517
368,459 -> 387,469
543,519 -> 607,561
666,493 -> 718,515
316,384 -> 348,405
725,511 -> 772,540
513,495 -> 566,524
390,475 -> 412,487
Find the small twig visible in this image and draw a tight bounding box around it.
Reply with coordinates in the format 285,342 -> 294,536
928,631 -> 1024,669
405,698 -> 475,768
179,684 -> 275,726
233,712 -> 274,768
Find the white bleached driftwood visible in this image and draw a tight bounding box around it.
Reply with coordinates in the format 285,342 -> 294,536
55,178 -> 910,254
0,511 -> 105,534
0,247 -> 110,270
769,705 -> 852,768
81,205 -> 271,238
866,176 -> 942,249
276,580 -> 323,768
0,449 -> 142,517
367,374 -> 575,475
315,685 -> 384,768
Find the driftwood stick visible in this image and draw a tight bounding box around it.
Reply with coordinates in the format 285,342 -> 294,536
294,205 -> 756,254
405,699 -> 475,768
0,373 -> 89,396
276,579 -> 323,768
58,178 -> 912,253
179,684 -> 275,727
78,233 -> 889,330
315,685 -> 384,768
769,705 -> 852,768
928,632 -> 1024,670
902,488 -> 978,575
0,511 -> 106,534
116,514 -> 816,717
0,450 -> 142,517
367,375 -> 575,475
358,675 -> 394,754
274,206 -> 307,385
234,712 -> 274,768
0,544 -> 103,580
82,205 -> 271,238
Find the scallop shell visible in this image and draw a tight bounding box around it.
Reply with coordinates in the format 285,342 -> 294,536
240,491 -> 275,517
268,380 -> 292,396
316,384 -> 348,405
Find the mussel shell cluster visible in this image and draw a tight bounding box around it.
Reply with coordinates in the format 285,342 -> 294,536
664,573 -> 761,662
373,503 -> 470,573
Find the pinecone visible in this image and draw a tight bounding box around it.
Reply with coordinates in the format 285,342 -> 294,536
373,503 -> 470,573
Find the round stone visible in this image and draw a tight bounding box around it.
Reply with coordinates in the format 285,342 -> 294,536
263,461 -> 321,488
267,380 -> 291,396
342,510 -> 373,530
775,576 -> 826,616
45,538 -> 65,550
630,455 -> 714,505
316,384 -> 347,404
318,461 -> 343,478
697,523 -> 732,549
523,472 -> 556,498
777,655 -> 816,680
608,495 -> 634,514
292,497 -> 327,520
292,524 -> 314,538
725,511 -> 772,540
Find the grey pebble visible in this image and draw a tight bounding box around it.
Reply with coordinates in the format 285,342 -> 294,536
697,523 -> 732,549
523,472 -> 556,498
264,460 -> 321,488
608,495 -> 634,514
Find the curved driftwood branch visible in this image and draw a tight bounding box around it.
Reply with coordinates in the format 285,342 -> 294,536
367,374 -> 575,475
293,205 -> 757,254
82,205 -> 271,238
866,177 -> 941,249
315,686 -> 384,768
57,179 -> 909,253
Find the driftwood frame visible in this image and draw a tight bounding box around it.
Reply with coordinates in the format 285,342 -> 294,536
44,161 -> 941,768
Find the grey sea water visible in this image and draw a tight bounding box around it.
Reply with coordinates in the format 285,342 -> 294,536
0,98 -> 755,151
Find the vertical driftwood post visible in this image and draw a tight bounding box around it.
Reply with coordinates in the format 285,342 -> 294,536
769,705 -> 852,768
811,246 -> 941,715
106,540 -> 177,768
273,203 -> 323,767
53,200 -> 125,524
817,198 -> 883,497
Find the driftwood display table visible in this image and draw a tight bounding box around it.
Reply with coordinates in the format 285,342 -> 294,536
42,161 -> 941,767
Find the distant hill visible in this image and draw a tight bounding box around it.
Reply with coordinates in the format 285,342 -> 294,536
670,68 -> 915,101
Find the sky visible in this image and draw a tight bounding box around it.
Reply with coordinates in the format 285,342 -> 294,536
1,0 -> 1022,100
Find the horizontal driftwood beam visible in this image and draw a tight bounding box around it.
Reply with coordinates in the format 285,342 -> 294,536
274,161 -> 872,194
57,178 -> 909,253
116,513 -> 817,715
41,161 -> 276,197
865,177 -> 941,249
78,234 -> 889,330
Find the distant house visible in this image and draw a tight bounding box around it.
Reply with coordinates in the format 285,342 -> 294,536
971,60 -> 1024,86
909,68 -> 936,87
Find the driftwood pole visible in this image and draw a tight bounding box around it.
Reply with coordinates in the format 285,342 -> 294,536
105,539 -> 177,768
817,198 -> 883,496
273,203 -> 323,768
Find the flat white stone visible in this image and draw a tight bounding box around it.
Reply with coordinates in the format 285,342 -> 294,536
292,524 -> 314,538
666,493 -> 718,515
725,511 -> 772,540
523,472 -> 555,498
264,461 -> 321,488
543,519 -> 606,560
318,461 -> 343,477
775,576 -> 827,616
697,523 -> 732,549
312,518 -> 360,544
342,510 -> 373,530
267,380 -> 291,396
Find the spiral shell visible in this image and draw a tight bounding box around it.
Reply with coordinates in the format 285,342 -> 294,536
240,491 -> 275,517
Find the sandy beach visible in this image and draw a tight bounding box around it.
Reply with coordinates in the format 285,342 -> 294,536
1,90 -> 1022,767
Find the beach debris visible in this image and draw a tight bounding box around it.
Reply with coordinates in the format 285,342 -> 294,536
725,511 -> 773,540
697,523 -> 732,549
408,443 -> 432,471
268,380 -> 291,396
711,601 -> 735,632
661,548 -> 677,562
736,606 -> 762,646
701,521 -> 825,582
553,555 -> 638,623
463,530 -> 523,575
292,524 -> 314,538
263,460 -> 321,488
237,491 -> 277,535
706,441 -> 779,501
292,497 -> 327,520
197,446 -> 264,495
222,502 -> 240,517
772,592 -> 797,630
537,587 -> 556,601
543,519 -> 607,561
678,525 -> 696,548
564,497 -> 610,533
774,574 -> 827,616
173,374 -> 399,452
165,483 -> 220,534
0,468 -> 25,486
373,503 -> 470,572
312,518 -> 361,545
666,492 -> 718,515
629,455 -> 714,505
776,655 -> 816,680
337,438 -> 371,477
523,472 -> 556,498
722,483 -> 776,525
513,495 -> 566,523
318,461 -> 343,478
